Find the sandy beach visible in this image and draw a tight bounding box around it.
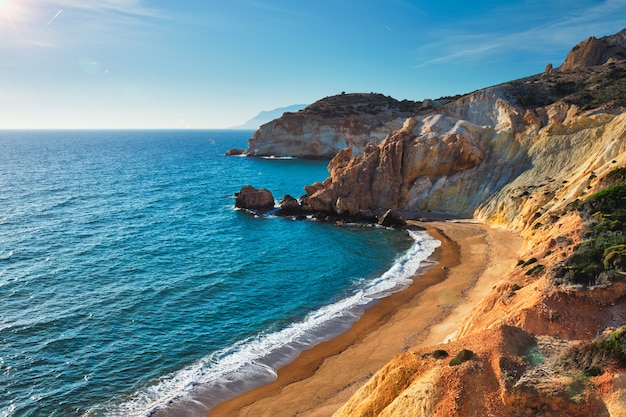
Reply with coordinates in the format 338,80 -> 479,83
207,220 -> 523,417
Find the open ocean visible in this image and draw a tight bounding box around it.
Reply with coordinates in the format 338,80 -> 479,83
0,130 -> 440,417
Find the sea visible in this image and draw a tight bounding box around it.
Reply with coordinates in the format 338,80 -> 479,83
0,130 -> 440,417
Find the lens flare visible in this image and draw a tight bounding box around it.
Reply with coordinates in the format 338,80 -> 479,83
0,0 -> 18,19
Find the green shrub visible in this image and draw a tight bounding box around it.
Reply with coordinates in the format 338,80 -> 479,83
605,167 -> 626,183
522,258 -> 538,267
566,237 -> 622,284
559,329 -> 626,376
561,184 -> 626,285
603,244 -> 626,271
432,349 -> 449,359
449,349 -> 474,366
526,264 -> 545,276
583,184 -> 626,215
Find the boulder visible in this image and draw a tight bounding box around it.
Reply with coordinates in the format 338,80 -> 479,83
235,186 -> 275,211
275,195 -> 305,217
378,209 -> 406,228
226,148 -> 246,156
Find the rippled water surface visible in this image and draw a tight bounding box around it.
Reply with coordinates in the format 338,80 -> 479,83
0,130 -> 438,416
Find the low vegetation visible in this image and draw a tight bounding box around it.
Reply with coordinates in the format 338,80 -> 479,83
555,170 -> 626,286
559,327 -> 626,376
303,93 -> 421,117
508,61 -> 626,110
432,349 -> 449,359
449,349 -> 474,366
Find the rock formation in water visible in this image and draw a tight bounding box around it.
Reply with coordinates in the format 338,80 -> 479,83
234,185 -> 275,211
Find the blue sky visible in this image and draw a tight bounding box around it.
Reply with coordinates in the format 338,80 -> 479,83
1,0 -> 626,129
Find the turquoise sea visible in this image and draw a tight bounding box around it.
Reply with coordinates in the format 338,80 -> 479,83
0,130 -> 439,417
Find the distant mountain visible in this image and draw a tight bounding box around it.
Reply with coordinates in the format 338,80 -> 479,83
231,104 -> 308,130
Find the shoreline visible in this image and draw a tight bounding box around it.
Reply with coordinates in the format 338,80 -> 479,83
207,220 -> 522,417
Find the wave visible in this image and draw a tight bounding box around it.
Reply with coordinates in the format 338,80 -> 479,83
89,229 -> 440,417
261,155 -> 296,160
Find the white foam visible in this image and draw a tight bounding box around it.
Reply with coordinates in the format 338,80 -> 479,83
261,156 -> 296,160
93,230 -> 440,417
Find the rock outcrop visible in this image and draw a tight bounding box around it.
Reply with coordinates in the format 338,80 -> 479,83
561,28 -> 626,72
333,324 -> 625,417
234,185 -> 275,211
245,93 -> 426,159
302,88 -> 533,218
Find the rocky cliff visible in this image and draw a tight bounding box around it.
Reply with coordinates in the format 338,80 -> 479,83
326,30 -> 626,417
236,29 -> 626,416
299,30 -> 626,224
244,93 -> 428,158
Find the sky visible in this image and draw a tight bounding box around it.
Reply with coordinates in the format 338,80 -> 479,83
1,0 -> 626,129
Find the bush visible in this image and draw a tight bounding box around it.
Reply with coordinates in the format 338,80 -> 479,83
559,329 -> 626,376
522,258 -> 538,267
605,167 -> 626,184
604,244 -> 626,270
526,264 -> 545,276
584,184 -> 626,215
432,349 -> 449,359
561,184 -> 626,285
449,349 -> 474,366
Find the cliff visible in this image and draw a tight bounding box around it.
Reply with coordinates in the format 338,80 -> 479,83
561,29 -> 626,72
235,29 -> 626,416
300,61 -> 626,223
244,93 -> 428,158
327,30 -> 626,417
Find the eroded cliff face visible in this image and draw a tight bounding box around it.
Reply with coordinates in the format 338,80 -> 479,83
299,87 -> 626,230
476,110 -> 626,232
333,323 -> 626,417
320,33 -> 626,417
247,114 -> 406,159
245,93 -> 420,158
302,96 -> 526,216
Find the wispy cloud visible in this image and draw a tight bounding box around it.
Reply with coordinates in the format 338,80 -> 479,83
0,0 -> 168,52
413,0 -> 626,69
52,0 -> 165,19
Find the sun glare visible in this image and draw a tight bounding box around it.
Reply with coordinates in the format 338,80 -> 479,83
0,0 -> 20,23
0,0 -> 15,14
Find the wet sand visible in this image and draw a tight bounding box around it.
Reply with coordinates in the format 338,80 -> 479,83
207,220 -> 523,417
